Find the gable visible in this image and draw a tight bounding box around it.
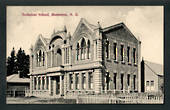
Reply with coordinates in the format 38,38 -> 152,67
102,23 -> 139,43
34,35 -> 47,52
71,18 -> 97,45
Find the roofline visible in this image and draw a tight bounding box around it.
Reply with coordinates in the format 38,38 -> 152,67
102,22 -> 138,41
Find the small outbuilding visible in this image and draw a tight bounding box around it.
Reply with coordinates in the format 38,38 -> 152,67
6,73 -> 30,97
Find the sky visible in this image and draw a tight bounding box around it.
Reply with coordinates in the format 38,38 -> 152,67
7,6 -> 163,65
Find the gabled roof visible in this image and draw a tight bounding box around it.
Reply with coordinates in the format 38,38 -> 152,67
102,22 -> 138,41
144,60 -> 163,76
72,18 -> 98,37
34,34 -> 49,51
7,74 -> 30,83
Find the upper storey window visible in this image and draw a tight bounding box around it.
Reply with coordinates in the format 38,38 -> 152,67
87,40 -> 90,59
120,45 -> 124,62
105,41 -> 109,59
127,46 -> 130,63
76,43 -> 79,61
81,38 -> 86,60
133,48 -> 136,64
36,50 -> 45,67
113,43 -> 117,60
76,37 -> 91,61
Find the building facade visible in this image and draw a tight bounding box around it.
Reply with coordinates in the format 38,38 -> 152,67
29,18 -> 141,97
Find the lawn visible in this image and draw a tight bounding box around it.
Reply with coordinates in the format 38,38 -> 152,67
6,97 -> 76,104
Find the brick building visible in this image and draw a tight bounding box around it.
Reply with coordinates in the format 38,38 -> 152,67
29,18 -> 141,97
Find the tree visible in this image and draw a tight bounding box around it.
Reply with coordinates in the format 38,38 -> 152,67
6,47 -> 30,78
6,47 -> 17,76
16,48 -> 30,78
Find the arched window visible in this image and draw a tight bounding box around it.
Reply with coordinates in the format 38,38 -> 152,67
36,53 -> 39,67
39,50 -> 42,66
76,43 -> 79,61
81,38 -> 86,60
87,40 -> 90,59
42,52 -> 45,66
57,48 -> 62,66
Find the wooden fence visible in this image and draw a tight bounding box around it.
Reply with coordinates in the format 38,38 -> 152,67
76,93 -> 164,104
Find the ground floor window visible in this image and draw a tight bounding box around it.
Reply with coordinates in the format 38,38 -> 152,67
89,72 -> 93,89
75,73 -> 79,89
69,74 -> 73,90
120,74 -> 124,90
82,73 -> 86,89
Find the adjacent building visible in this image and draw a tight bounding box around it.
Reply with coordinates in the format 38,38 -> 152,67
29,18 -> 141,97
6,73 -> 30,97
141,59 -> 164,93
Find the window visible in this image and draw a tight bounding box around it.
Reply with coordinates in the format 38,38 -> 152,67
105,41 -> 109,59
38,77 -> 40,90
151,81 -> 154,86
69,74 -> 73,90
121,74 -> 124,90
133,75 -> 136,90
133,48 -> 136,64
127,47 -> 130,62
39,50 -> 42,66
127,74 -> 130,86
87,40 -> 90,59
76,43 -> 79,61
34,77 -> 37,90
81,38 -> 86,60
36,53 -> 39,67
75,73 -> 79,89
82,73 -> 86,89
46,76 -> 49,90
120,45 -> 124,61
113,43 -> 117,60
42,77 -> 44,90
43,52 -> 45,66
113,73 -> 117,89
89,72 -> 93,89
106,72 -> 110,90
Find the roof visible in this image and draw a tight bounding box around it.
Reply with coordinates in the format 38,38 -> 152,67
7,74 -> 30,83
144,60 -> 163,76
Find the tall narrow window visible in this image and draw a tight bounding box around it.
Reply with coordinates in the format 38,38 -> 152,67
113,73 -> 117,89
82,73 -> 86,89
150,80 -> 154,91
36,53 -> 39,67
39,50 -> 42,66
42,77 -> 44,90
121,74 -> 124,90
127,74 -> 130,86
89,72 -> 93,89
34,77 -> 37,90
38,77 -> 40,90
81,38 -> 86,60
113,43 -> 117,60
75,73 -> 79,89
69,74 -> 73,90
133,75 -> 136,90
133,48 -> 136,64
105,41 -> 109,59
66,48 -> 68,64
120,45 -> 124,61
43,52 -> 45,66
87,40 -> 90,59
46,76 -> 49,90
106,72 -> 110,90
127,47 -> 130,62
76,43 -> 79,61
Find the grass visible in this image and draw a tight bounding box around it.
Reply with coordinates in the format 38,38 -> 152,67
6,97 -> 76,104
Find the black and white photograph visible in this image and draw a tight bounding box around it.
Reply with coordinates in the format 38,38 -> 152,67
6,6 -> 164,104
